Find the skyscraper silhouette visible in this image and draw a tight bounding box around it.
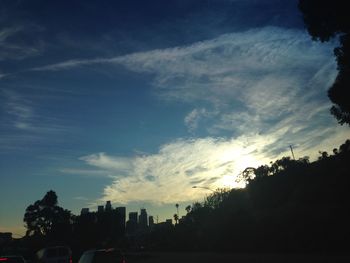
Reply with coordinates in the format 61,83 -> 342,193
139,208 -> 148,229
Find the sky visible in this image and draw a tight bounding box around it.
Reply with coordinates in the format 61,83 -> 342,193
0,0 -> 349,236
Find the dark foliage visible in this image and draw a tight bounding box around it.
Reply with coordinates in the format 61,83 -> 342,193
20,140 -> 350,255
298,0 -> 350,125
154,140 -> 350,253
23,190 -> 73,240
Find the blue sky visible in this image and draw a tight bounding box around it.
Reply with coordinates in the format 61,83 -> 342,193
1,0 -> 349,235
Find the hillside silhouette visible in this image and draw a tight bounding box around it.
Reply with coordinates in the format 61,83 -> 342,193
2,140 -> 349,260
152,139 -> 350,253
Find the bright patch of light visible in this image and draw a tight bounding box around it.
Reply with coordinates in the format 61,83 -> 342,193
72,27 -> 349,206
215,175 -> 240,189
235,154 -> 261,174
214,153 -> 262,189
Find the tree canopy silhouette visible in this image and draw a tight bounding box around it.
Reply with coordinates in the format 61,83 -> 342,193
20,140 -> 350,254
23,190 -> 72,238
160,139 -> 350,253
298,0 -> 350,125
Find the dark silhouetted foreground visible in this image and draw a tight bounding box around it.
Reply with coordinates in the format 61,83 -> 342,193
1,140 -> 350,262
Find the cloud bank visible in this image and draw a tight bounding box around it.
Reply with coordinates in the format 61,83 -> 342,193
81,136 -> 268,204
55,26 -> 348,205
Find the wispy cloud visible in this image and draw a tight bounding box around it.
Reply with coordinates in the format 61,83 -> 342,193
2,90 -> 35,131
80,153 -> 133,175
81,136 -> 268,205
59,168 -> 112,178
34,26 -> 348,205
0,73 -> 8,79
0,89 -> 73,152
32,27 -> 337,110
80,125 -> 349,205
0,26 -> 43,61
184,108 -> 215,133
0,27 -> 22,42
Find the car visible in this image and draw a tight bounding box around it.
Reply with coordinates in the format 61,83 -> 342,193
0,256 -> 26,263
78,249 -> 125,263
36,246 -> 72,263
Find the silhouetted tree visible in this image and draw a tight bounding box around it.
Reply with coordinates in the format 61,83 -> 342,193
203,188 -> 230,209
175,203 -> 179,215
173,214 -> 179,225
299,0 -> 350,125
169,140 -> 350,253
185,205 -> 191,214
318,151 -> 329,160
254,165 -> 270,179
333,148 -> 339,155
339,139 -> 350,153
23,190 -> 72,240
236,167 -> 256,184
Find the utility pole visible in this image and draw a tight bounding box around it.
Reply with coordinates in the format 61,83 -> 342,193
289,145 -> 295,160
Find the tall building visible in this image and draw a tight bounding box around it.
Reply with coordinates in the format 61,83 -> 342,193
116,207 -> 126,225
148,216 -> 154,227
126,212 -> 138,236
98,205 -> 104,213
80,208 -> 90,215
139,208 -> 148,229
116,207 -> 126,235
129,212 -> 138,223
105,200 -> 112,211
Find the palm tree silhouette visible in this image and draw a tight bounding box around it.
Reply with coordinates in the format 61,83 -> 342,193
173,213 -> 179,225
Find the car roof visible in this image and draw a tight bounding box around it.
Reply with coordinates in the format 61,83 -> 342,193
37,246 -> 71,251
82,248 -> 123,254
41,246 -> 70,249
85,248 -> 120,252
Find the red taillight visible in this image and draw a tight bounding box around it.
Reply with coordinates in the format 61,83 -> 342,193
0,258 -> 8,261
69,256 -> 72,263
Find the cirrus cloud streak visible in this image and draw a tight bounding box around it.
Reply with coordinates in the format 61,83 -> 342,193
55,26 -> 348,205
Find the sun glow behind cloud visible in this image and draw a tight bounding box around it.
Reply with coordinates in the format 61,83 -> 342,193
81,136 -> 269,205
53,26 -> 349,206
3,0 -> 350,236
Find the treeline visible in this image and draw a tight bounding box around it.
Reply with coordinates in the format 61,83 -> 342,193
150,140 -> 350,253
13,139 -> 350,257
20,193 -> 126,261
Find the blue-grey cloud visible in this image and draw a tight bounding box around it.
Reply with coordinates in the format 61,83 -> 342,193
0,87 -> 75,152
2,89 -> 34,130
0,26 -> 43,62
